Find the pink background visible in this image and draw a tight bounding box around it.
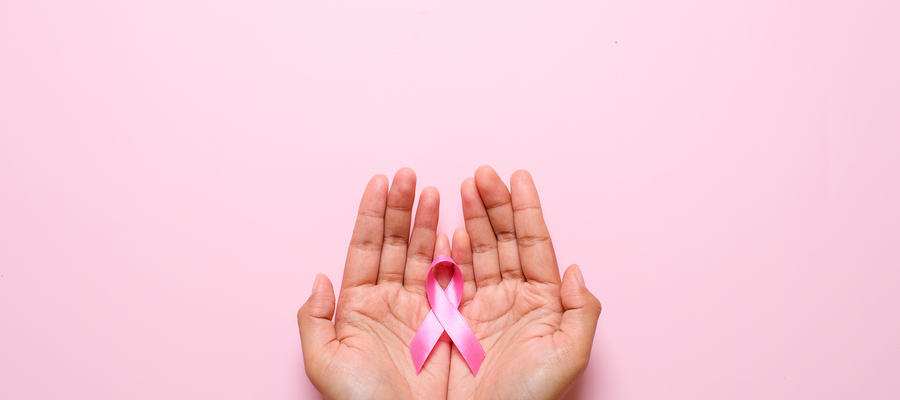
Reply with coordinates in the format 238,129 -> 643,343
2,1 -> 899,399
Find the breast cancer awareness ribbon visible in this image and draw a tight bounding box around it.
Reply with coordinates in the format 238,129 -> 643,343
410,255 -> 485,375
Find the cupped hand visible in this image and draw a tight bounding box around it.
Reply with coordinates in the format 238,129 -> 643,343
447,166 -> 602,400
297,168 -> 452,400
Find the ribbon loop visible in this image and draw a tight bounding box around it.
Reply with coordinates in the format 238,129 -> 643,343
410,256 -> 485,375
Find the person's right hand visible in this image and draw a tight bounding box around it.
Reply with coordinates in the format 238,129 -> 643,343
297,168 -> 450,400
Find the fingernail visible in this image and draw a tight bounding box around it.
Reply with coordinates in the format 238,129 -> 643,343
311,274 -> 322,295
574,265 -> 585,287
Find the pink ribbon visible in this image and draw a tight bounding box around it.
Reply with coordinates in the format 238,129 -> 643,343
410,255 -> 485,375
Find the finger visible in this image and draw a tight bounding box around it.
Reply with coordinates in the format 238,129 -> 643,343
474,165 -> 523,281
559,264 -> 602,367
451,227 -> 476,304
434,232 -> 451,256
297,274 -> 339,381
433,232 -> 453,288
510,169 -> 559,284
378,167 -> 417,284
461,177 -> 501,287
343,174 -> 388,289
403,186 -> 440,294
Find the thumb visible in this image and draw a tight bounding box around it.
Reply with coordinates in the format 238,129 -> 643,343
297,274 -> 338,367
559,264 -> 602,361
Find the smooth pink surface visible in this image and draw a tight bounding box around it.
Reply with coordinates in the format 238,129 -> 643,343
1,1 -> 899,399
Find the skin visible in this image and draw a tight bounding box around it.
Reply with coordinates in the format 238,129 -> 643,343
297,166 -> 602,400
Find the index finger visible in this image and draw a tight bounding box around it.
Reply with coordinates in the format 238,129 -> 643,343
510,170 -> 560,284
342,174 -> 388,289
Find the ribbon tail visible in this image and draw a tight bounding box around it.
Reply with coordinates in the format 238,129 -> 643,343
454,330 -> 485,374
410,311 -> 442,374
443,310 -> 485,375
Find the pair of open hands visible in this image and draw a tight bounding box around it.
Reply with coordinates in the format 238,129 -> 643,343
297,166 -> 602,400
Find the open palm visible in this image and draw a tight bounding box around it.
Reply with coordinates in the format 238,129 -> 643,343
298,166 -> 601,400
297,168 -> 451,400
447,166 -> 602,400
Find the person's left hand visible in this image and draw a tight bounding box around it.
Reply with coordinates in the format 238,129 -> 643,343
447,166 -> 602,400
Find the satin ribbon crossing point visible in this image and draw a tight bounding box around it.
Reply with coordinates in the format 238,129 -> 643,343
410,255 -> 485,375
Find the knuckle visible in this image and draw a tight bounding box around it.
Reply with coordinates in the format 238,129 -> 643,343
589,294 -> 602,315
495,231 -> 517,243
349,238 -> 381,252
408,251 -> 432,265
379,270 -> 404,282
382,234 -> 408,248
517,234 -> 550,248
512,203 -> 541,212
386,203 -> 413,213
471,242 -> 498,254
484,200 -> 512,211
501,270 -> 524,280
478,276 -> 502,286
358,208 -> 383,219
